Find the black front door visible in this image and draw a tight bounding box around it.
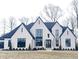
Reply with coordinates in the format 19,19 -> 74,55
46,40 -> 51,48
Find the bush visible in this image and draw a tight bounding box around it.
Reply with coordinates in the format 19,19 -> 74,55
13,48 -> 15,50
41,47 -> 45,50
76,44 -> 78,51
16,48 -> 18,50
63,48 -> 64,50
26,48 -> 27,50
53,48 -> 60,50
28,44 -> 31,50
33,48 -> 37,50
38,47 -> 45,50
19,49 -> 21,50
23,48 -> 25,50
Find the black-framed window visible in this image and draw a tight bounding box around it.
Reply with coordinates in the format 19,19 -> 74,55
35,29 -> 43,46
47,34 -> 50,38
45,40 -> 51,48
55,29 -> 59,37
8,40 -> 11,47
65,39 -> 71,47
17,38 -> 26,47
38,20 -> 40,24
56,40 -> 59,46
36,29 -> 43,37
21,28 -> 23,32
36,39 -> 42,46
0,42 -> 4,48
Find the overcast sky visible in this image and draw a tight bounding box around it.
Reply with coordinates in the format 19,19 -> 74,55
0,0 -> 73,36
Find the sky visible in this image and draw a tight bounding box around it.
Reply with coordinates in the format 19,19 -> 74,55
0,0 -> 73,36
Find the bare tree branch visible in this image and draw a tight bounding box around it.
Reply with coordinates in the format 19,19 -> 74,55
71,0 -> 78,28
19,17 -> 29,25
3,19 -> 6,35
42,4 -> 63,22
69,14 -> 76,33
40,12 -> 50,22
9,16 -> 16,31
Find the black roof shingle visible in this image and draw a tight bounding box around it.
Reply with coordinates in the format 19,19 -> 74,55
0,21 -> 75,40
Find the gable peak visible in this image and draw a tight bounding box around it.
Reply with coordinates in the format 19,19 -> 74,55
37,16 -> 42,21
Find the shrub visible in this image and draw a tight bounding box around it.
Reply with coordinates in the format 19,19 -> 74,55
38,47 -> 45,50
33,48 -> 37,50
28,44 -> 31,50
76,44 -> 78,51
13,48 -> 15,50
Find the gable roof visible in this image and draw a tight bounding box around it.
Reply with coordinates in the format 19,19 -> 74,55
0,17 -> 76,40
26,18 -> 76,38
51,21 -> 63,30
26,22 -> 56,32
44,22 -> 56,32
29,16 -> 55,37
0,24 -> 22,40
0,23 -> 34,40
22,23 -> 34,39
60,27 -> 76,38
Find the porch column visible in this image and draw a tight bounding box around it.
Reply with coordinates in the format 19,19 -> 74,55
4,38 -> 10,49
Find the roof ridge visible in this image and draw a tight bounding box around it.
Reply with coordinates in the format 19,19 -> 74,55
0,21 -> 75,40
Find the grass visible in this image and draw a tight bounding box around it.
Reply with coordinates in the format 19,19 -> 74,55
0,50 -> 78,59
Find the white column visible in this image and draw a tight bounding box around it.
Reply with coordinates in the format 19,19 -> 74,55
4,39 -> 9,49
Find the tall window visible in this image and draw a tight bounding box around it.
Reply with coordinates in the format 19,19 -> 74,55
36,39 -> 42,46
36,29 -> 43,37
8,40 -> 11,49
55,29 -> 59,47
17,38 -> 26,47
21,28 -> 23,32
65,39 -> 71,47
56,40 -> 59,46
47,34 -> 50,38
55,29 -> 59,37
35,29 -> 43,46
38,20 -> 40,24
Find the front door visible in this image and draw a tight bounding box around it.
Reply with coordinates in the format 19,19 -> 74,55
45,40 -> 51,48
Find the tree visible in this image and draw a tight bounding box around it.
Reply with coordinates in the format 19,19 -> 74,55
19,17 -> 29,25
9,16 -> 16,31
42,4 -> 63,22
3,19 -> 6,35
69,15 -> 76,33
71,0 -> 78,28
28,44 -> 31,50
65,0 -> 78,37
62,18 -> 69,27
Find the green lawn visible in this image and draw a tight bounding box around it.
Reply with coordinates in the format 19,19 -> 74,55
0,50 -> 78,59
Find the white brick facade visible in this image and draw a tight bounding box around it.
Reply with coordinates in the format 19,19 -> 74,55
0,17 -> 76,50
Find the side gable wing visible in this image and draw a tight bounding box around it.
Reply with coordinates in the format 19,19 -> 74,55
11,23 -> 34,39
0,23 -> 34,40
0,24 -> 22,39
51,21 -> 63,37
60,27 -> 76,39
